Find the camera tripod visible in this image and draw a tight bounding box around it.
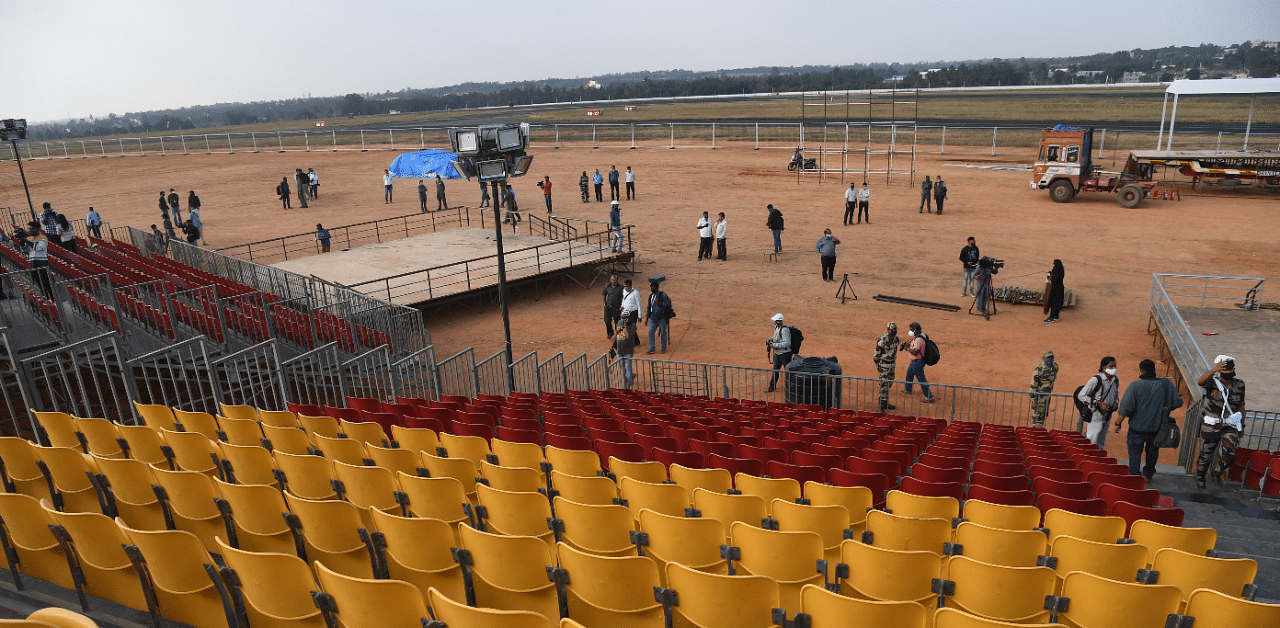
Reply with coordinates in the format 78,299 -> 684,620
968,280 -> 997,320
836,273 -> 858,304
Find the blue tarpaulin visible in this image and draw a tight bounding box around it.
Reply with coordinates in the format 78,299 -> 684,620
388,150 -> 461,179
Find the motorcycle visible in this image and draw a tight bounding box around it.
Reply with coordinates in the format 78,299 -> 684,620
787,151 -> 818,171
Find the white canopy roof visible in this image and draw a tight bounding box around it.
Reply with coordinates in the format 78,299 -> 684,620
1166,77 -> 1280,95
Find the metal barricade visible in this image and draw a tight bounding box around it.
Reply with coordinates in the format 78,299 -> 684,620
18,332 -> 132,425
391,345 -> 439,403
586,354 -> 611,391
563,354 -> 589,392
537,353 -> 565,395
474,351 -> 510,398
123,335 -> 217,416
209,340 -> 286,410
511,352 -> 540,395
280,342 -> 346,408
342,346 -> 395,402
435,348 -> 477,399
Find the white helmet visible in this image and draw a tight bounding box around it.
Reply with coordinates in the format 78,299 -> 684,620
771,313 -> 784,322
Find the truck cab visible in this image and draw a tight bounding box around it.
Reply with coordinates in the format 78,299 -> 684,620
1031,127 -> 1093,202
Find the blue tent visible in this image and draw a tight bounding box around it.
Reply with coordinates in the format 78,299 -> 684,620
388,149 -> 461,179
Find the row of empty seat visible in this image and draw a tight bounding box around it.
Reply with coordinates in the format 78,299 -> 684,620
2,395 -> 1274,628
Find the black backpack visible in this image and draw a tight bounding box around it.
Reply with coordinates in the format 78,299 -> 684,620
923,336 -> 940,366
787,326 -> 803,355
1074,375 -> 1103,422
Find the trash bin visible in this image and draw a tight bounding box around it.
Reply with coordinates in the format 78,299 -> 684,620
784,356 -> 842,409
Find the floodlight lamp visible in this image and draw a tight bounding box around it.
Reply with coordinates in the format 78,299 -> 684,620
477,159 -> 508,182
496,123 -> 526,152
451,159 -> 476,181
509,154 -> 534,178
450,128 -> 480,156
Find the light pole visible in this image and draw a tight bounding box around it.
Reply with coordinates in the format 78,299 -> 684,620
1,119 -> 36,222
449,124 -> 534,394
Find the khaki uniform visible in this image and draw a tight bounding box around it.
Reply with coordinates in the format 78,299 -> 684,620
1197,376 -> 1246,482
1030,359 -> 1059,427
873,332 -> 899,406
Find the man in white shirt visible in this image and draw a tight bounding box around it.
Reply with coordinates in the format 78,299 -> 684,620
625,166 -> 636,200
383,169 -> 393,203
844,183 -> 857,225
696,212 -> 713,260
857,182 -> 870,224
714,212 -> 728,261
620,279 -> 642,322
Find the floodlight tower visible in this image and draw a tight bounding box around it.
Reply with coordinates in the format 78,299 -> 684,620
449,123 -> 534,393
0,119 -> 36,222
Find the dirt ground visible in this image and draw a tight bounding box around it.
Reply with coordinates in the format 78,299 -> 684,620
4,143 -> 1278,461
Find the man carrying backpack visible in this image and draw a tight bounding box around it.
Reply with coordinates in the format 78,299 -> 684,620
765,313 -> 792,393
645,281 -> 673,355
898,322 -> 935,403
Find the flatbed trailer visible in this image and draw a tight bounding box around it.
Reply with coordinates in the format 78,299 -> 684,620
1128,151 -> 1280,188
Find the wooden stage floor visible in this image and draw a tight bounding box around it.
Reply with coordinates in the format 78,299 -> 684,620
272,227 -> 621,306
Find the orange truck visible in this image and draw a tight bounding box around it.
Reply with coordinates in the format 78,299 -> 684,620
1031,126 -> 1157,208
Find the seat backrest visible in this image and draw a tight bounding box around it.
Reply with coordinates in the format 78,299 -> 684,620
733,473 -> 800,508
637,509 -> 727,570
728,522 -> 825,583
885,490 -> 960,521
475,483 -> 554,539
839,540 -> 943,604
953,522 -> 1047,568
669,465 -> 732,495
943,555 -> 1057,623
216,537 -> 323,621
555,542 -> 661,612
395,473 -> 470,524
551,497 -> 637,556
549,471 -> 617,506
332,460 -> 400,511
864,510 -> 952,555
1049,535 -> 1149,585
691,488 -> 768,531
1059,571 -> 1182,628
770,500 -> 850,550
618,477 -> 690,520
801,584 -> 926,628
273,451 -> 338,501
1150,548 -> 1258,605
457,523 -> 555,590
609,458 -> 668,485
1128,520 -> 1216,566
544,446 -> 602,478
960,500 -> 1041,532
282,492 -> 369,551
367,508 -> 458,571
1183,587 -> 1280,628
314,562 -> 429,628
425,586 -> 553,628
663,562 -> 780,628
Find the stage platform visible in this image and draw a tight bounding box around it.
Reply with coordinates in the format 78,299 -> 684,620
1177,306 -> 1280,413
273,226 -> 627,306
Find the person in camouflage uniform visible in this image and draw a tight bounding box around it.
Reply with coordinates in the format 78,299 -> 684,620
873,322 -> 899,411
1195,355 -> 1246,489
579,171 -> 590,203
1030,350 -> 1059,427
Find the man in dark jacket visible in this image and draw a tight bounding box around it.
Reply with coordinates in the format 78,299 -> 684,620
1115,359 -> 1183,481
645,281 -> 673,354
167,189 -> 182,222
601,274 -> 623,339
278,178 -> 291,209
766,204 -> 784,254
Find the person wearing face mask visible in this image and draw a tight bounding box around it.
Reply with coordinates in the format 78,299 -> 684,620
1078,357 -> 1120,446
898,322 -> 934,403
1115,359 -> 1183,482
1030,350 -> 1059,428
814,228 -> 841,282
1193,355 -> 1246,489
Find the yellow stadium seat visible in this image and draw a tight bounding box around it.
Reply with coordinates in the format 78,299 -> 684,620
551,497 -> 637,557
336,420 -> 387,449
939,555 -> 1057,624
1150,548 -> 1258,612
212,478 -> 296,555
544,446 -> 602,478
456,524 -> 561,620
637,509 -> 728,583
215,417 -> 266,447
886,489 -> 960,521
864,510 -> 952,555
480,460 -> 546,494
933,607 -> 1066,628
475,483 -> 555,549
958,499 -> 1041,532
331,460 -> 403,516
119,523 -> 235,628
549,471 -> 617,506
803,482 -> 872,533
367,508 -> 466,603
0,437 -> 51,500
218,404 -> 260,421
40,501 -> 156,616
150,467 -> 228,553
282,493 -> 377,578
216,537 -> 326,628
490,439 -> 547,476
365,444 -> 422,477
770,499 -> 851,563
618,477 -> 689,521
34,446 -> 104,514
273,452 -> 338,501
158,429 -> 223,477
663,562 -> 779,628
437,433 -> 492,468
89,455 -> 167,530
733,473 -> 800,509
259,424 -> 315,456
298,415 -> 342,444
312,434 -> 369,467
215,442 -> 279,487
395,473 -> 472,530
426,586 -> 553,628
1047,535 -> 1148,593
1059,571 -> 1181,628
73,418 -> 127,460
313,561 -> 431,628
1183,587 -> 1280,628
1128,519 -> 1217,567
30,411 -> 81,450
257,409 -> 301,428
113,425 -> 172,468
608,458 -> 668,485
952,522 -> 1048,568
171,410 -> 221,441
132,402 -> 177,431
555,542 -> 662,628
0,493 -> 78,592
838,540 -> 943,606
670,464 -> 732,495
691,489 -> 767,535
728,521 -> 824,611
1041,509 -> 1126,546
389,426 -> 439,457
801,583 -> 926,628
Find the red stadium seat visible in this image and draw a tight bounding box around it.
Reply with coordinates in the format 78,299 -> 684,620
1028,466 -> 1085,484
967,471 -> 1029,492
634,434 -> 680,459
690,439 -> 735,459
500,417 -> 542,432
738,445 -> 789,466
1109,502 -> 1184,536
898,476 -> 964,501
862,448 -> 911,474
1035,493 -> 1107,517
323,406 -> 361,422
791,451 -> 842,471
971,458 -> 1025,478
965,484 -> 1035,507
451,422 -> 496,441
346,396 -> 383,413
847,455 -> 901,480
546,423 -> 587,438
916,451 -> 970,470
654,448 -> 704,471
828,469 -> 889,507
909,464 -> 967,485
1085,472 -> 1146,493
1032,476 -> 1094,501
1095,484 -> 1161,510
596,441 -> 645,467
1078,460 -> 1130,476
766,461 -> 826,486
287,402 -> 325,417
544,434 -> 593,451
495,426 -> 544,446
707,454 -> 765,480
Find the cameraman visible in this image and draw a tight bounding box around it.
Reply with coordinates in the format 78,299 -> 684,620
960,237 -> 979,297
974,259 -> 993,315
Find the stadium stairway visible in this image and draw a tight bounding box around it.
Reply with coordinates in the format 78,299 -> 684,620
1145,462 -> 1280,601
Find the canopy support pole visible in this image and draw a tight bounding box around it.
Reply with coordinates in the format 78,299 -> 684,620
1244,95 -> 1255,151
1157,92 -> 1169,151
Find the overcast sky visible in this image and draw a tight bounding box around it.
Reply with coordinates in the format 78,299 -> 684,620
6,0 -> 1278,123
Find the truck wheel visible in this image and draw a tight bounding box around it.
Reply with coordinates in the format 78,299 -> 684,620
1049,180 -> 1075,203
1117,185 -> 1144,208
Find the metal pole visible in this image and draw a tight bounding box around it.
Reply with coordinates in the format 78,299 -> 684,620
1156,92 -> 1169,151
1098,129 -> 1106,158
1166,94 -> 1179,151
1244,95 -> 1254,150
991,127 -> 998,156
492,180 -> 515,393
10,139 -> 37,222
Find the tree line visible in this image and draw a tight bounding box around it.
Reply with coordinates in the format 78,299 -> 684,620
26,41 -> 1279,141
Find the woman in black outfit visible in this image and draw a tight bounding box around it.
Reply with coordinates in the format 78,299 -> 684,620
1044,259 -> 1065,323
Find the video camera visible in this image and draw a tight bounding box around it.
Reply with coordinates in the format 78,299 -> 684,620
979,256 -> 1004,274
